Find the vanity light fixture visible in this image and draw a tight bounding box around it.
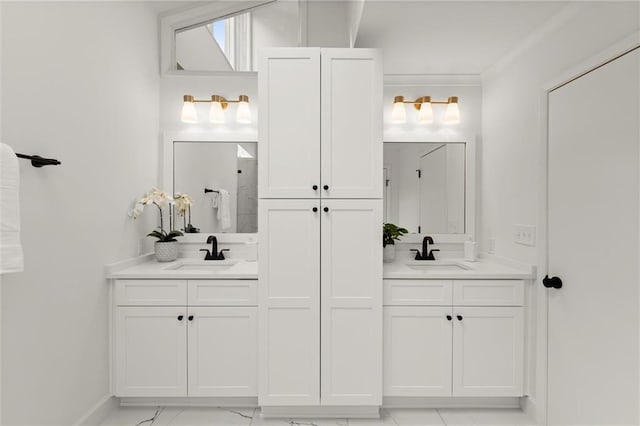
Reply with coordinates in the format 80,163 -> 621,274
181,94 -> 252,124
391,95 -> 460,124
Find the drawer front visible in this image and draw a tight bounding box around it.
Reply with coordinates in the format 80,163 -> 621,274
384,280 -> 453,306
115,280 -> 187,306
188,280 -> 258,306
453,280 -> 524,306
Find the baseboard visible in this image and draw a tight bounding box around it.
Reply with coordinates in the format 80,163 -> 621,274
73,395 -> 119,426
260,405 -> 380,418
383,396 -> 521,409
120,396 -> 258,407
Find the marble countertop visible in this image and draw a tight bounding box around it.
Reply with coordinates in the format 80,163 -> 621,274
383,257 -> 535,280
107,256 -> 258,280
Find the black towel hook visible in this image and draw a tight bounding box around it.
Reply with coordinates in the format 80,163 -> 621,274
15,153 -> 61,168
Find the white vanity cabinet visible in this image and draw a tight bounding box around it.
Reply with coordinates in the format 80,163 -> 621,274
113,279 -> 258,398
258,48 -> 382,199
383,279 -> 524,398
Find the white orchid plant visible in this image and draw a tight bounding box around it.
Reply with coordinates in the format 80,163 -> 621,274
129,188 -> 184,242
174,192 -> 199,233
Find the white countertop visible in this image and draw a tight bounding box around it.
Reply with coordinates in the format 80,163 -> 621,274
383,257 -> 535,280
107,256 -> 258,280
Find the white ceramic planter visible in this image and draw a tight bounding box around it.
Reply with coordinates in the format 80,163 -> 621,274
155,241 -> 179,262
383,244 -> 396,263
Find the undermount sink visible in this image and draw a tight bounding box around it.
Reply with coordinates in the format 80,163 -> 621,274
164,259 -> 238,271
405,261 -> 472,271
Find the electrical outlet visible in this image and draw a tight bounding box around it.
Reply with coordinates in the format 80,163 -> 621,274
514,224 -> 536,246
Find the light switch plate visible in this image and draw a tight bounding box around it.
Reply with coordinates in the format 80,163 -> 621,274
514,224 -> 536,246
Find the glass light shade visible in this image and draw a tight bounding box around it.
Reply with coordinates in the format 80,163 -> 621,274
391,100 -> 407,123
209,101 -> 225,123
236,100 -> 252,124
181,100 -> 197,123
444,101 -> 460,124
418,101 -> 434,124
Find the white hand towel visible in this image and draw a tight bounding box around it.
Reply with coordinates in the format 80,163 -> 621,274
216,189 -> 232,231
0,143 -> 24,273
209,191 -> 219,208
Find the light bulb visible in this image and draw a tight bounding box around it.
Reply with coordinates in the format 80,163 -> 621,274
444,96 -> 460,124
236,95 -> 251,124
391,96 -> 406,123
209,95 -> 224,124
418,100 -> 433,124
181,95 -> 197,123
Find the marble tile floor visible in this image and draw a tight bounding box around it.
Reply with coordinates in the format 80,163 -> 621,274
98,406 -> 536,426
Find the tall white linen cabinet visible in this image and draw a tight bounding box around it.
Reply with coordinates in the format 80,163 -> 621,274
258,48 -> 383,413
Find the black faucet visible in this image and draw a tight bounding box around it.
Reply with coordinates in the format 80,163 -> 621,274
200,235 -> 230,260
411,236 -> 440,260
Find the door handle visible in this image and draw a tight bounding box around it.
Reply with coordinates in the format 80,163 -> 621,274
543,275 -> 563,289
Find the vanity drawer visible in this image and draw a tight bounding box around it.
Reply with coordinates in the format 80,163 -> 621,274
384,280 -> 453,306
115,280 -> 187,306
188,280 -> 258,306
453,280 -> 524,306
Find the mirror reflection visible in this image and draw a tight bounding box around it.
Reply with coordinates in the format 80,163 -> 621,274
173,142 -> 258,233
384,142 -> 465,234
175,1 -> 300,72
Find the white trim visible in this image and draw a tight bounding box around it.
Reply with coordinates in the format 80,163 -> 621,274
120,396 -> 258,407
382,137 -> 476,240
384,74 -> 481,87
260,406 -> 380,419
73,395 -> 119,426
383,396 -> 521,409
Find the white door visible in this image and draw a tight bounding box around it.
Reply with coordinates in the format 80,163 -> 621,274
384,306 -> 453,397
547,48 -> 639,425
321,49 -> 382,199
320,199 -> 382,405
258,48 -> 321,199
259,199 -> 321,405
114,307 -> 187,397
452,307 -> 523,397
187,307 -> 257,397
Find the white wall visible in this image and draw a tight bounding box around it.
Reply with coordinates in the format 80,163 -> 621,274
481,2 -> 640,263
307,1 -> 350,47
1,3 -> 159,424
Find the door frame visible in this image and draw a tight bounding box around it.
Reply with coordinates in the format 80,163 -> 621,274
538,31 -> 640,425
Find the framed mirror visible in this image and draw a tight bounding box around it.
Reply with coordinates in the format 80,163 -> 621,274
162,133 -> 258,235
383,140 -> 475,240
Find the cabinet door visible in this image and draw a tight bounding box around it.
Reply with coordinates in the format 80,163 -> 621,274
384,306 -> 453,397
321,49 -> 382,199
114,307 -> 187,397
452,307 -> 524,397
187,307 -> 257,397
259,199 -> 320,405
259,48 -> 321,199
320,199 -> 382,405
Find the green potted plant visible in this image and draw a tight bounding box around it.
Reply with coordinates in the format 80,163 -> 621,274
383,222 -> 408,262
129,188 -> 184,262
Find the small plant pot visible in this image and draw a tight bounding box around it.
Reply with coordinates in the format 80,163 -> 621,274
383,244 -> 396,263
155,241 -> 179,262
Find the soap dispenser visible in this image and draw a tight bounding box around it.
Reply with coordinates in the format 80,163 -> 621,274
464,236 -> 478,262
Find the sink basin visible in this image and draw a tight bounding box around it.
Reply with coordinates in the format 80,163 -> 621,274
164,260 -> 238,271
405,261 -> 472,271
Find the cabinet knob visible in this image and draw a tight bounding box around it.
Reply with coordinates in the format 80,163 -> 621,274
188,315 -> 194,321
313,207 -> 318,212
456,315 -> 463,321
323,207 -> 329,213
446,315 -> 452,321
177,315 -> 184,321
323,185 -> 329,190
313,185 -> 318,190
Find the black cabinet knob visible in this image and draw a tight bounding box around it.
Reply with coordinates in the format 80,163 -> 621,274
543,275 -> 563,289
323,185 -> 329,190
456,315 -> 463,321
312,207 -> 318,212
313,185 -> 318,190
188,315 -> 194,321
323,207 -> 329,212
446,315 -> 452,321
177,315 -> 184,321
